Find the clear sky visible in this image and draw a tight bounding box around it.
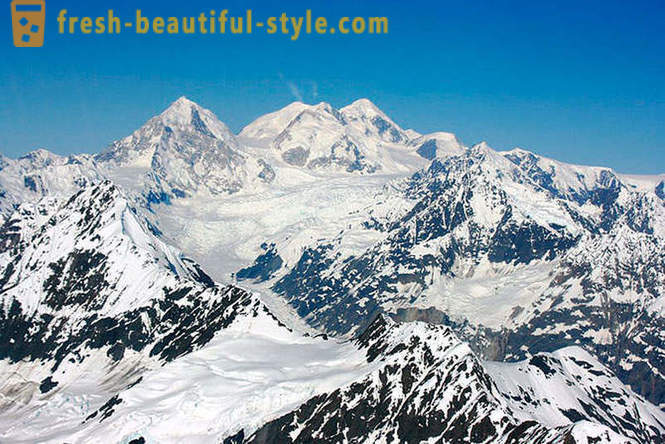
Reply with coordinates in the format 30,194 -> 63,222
2,0 -> 664,173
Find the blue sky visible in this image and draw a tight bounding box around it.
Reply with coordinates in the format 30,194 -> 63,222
2,0 -> 664,173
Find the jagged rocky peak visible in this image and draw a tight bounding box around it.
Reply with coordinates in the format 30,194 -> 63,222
13,148 -> 98,171
470,140 -> 494,154
0,181 -> 263,400
0,147 -> 104,217
234,315 -> 665,443
422,140 -> 520,181
92,97 -> 277,199
11,148 -> 96,172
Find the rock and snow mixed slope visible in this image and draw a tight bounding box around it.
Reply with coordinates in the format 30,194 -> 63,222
486,346 -> 665,442
0,182 -> 273,441
96,97 -> 276,202
230,316 -> 664,444
237,140 -> 665,407
1,183 -> 663,443
500,202 -> 665,405
0,149 -> 104,216
2,96 -> 665,442
239,143 -> 590,334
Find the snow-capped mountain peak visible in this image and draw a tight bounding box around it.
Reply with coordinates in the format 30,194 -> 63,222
240,100 -> 344,142
239,99 -> 426,174
156,96 -> 236,142
16,148 -> 61,168
339,98 -> 386,122
0,149 -> 104,217
92,97 -> 276,200
470,140 -> 494,154
340,98 -> 409,144
501,146 -> 625,205
97,97 -> 239,167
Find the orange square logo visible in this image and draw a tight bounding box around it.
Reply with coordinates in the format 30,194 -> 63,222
11,0 -> 45,47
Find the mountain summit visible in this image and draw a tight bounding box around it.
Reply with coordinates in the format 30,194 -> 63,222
95,97 -> 274,202
156,96 -> 237,141
96,96 -> 239,168
240,99 -> 429,174
340,98 -> 410,144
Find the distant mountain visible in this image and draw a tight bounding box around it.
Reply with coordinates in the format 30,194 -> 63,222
0,149 -> 104,216
340,98 -> 410,145
503,147 -> 626,206
0,97 -> 438,218
240,99 -> 427,174
0,98 -> 278,218
239,101 -> 314,141
96,96 -> 275,201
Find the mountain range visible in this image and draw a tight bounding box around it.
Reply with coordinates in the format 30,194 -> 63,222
1,97 -> 664,443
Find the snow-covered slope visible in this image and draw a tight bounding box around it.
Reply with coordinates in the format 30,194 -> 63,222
0,182 -> 274,441
239,101 -> 313,141
486,346 -> 665,442
6,304 -> 660,443
51,309 -> 369,443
